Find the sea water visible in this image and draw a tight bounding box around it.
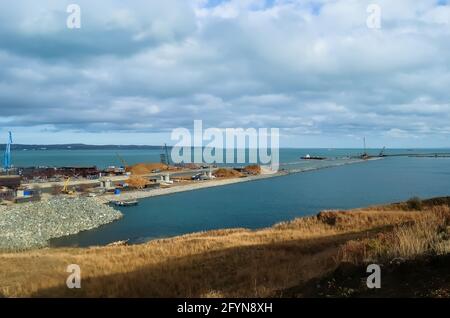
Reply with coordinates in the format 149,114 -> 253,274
47,149 -> 450,247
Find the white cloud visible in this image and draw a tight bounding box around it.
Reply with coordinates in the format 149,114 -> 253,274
0,0 -> 450,147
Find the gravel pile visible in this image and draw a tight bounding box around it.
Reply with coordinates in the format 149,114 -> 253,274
0,197 -> 123,251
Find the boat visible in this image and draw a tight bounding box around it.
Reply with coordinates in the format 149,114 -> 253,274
301,154 -> 326,160
111,200 -> 139,207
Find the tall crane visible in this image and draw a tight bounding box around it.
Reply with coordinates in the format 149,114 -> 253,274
3,131 -> 12,171
160,143 -> 170,165
360,136 -> 370,160
116,152 -> 129,168
363,137 -> 367,155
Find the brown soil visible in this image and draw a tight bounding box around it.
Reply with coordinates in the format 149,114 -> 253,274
243,165 -> 261,175
127,176 -> 150,189
126,163 -> 169,175
213,168 -> 244,178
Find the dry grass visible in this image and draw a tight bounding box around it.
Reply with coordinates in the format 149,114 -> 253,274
1,198 -> 449,298
338,205 -> 450,264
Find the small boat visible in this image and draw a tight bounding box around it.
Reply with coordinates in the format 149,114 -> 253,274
301,154 -> 326,160
111,200 -> 139,207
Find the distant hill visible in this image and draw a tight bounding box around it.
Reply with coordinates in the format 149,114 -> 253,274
0,144 -> 165,151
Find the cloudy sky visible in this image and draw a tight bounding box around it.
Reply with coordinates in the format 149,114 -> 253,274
1,0 -> 450,148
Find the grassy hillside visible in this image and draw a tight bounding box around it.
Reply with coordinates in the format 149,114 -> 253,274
0,197 -> 449,298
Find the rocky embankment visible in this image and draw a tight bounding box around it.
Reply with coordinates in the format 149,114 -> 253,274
0,197 -> 123,251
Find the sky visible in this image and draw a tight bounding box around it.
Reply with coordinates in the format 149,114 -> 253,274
1,0 -> 450,148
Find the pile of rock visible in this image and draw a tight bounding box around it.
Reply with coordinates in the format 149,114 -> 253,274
0,197 -> 123,251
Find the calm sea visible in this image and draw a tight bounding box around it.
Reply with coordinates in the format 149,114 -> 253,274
11,147 -> 439,169
17,148 -> 446,248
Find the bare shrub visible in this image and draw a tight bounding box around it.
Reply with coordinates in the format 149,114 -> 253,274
407,196 -> 423,211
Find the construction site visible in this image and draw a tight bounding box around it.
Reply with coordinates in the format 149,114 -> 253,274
0,133 -> 263,206
0,133 -> 271,250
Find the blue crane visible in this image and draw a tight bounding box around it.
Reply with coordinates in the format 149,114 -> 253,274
3,131 -> 12,171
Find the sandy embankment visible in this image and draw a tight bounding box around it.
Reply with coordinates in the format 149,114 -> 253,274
99,169 -> 287,203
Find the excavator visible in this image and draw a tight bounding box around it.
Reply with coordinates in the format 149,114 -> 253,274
62,177 -> 76,195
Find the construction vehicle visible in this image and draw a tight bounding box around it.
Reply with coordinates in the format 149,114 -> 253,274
62,177 -> 75,195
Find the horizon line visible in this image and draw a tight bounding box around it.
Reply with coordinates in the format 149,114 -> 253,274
0,143 -> 449,150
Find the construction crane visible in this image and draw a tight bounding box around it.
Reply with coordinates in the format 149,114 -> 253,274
360,137 -> 370,159
165,143 -> 170,165
363,137 -> 367,155
116,152 -> 129,168
3,131 -> 12,172
160,143 -> 170,165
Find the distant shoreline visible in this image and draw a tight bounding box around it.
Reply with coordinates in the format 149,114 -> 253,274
2,144 -> 450,151
0,144 -> 164,151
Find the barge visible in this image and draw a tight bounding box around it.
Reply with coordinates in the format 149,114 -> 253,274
111,200 -> 139,207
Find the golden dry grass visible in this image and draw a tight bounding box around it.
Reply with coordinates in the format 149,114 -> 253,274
0,198 -> 448,298
338,205 -> 450,264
